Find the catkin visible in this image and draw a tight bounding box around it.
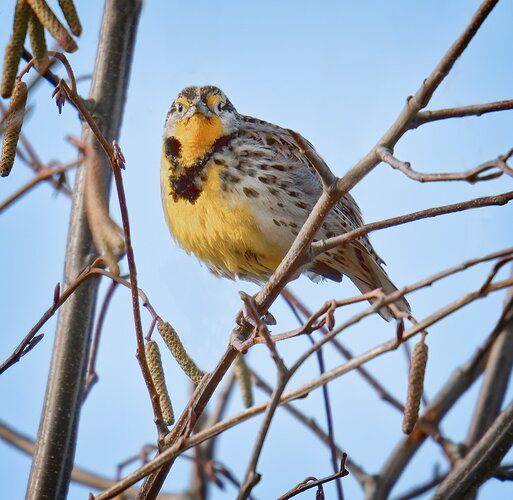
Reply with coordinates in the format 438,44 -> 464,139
234,353 -> 253,408
1,79 -> 28,177
402,339 -> 429,434
145,340 -> 174,426
25,0 -> 77,53
157,321 -> 204,384
1,0 -> 30,98
58,0 -> 82,36
28,14 -> 49,72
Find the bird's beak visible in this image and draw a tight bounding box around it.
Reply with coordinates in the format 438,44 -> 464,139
190,101 -> 209,116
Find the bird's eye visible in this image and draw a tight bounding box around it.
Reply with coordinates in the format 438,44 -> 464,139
177,103 -> 183,113
217,102 -> 225,112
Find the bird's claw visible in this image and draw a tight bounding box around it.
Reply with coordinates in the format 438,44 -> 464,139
231,292 -> 276,353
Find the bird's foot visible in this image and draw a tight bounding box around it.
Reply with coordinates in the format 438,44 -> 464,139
231,292 -> 276,353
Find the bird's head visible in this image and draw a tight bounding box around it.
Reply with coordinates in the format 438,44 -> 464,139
163,86 -> 239,166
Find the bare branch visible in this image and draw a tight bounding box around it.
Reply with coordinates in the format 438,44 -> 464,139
415,99 -> 513,126
392,468 -> 447,500
466,287 -> 513,446
435,399 -> 513,498
83,280 -> 119,401
282,291 -> 344,499
0,420 -> 179,499
312,191 -> 513,258
377,146 -> 504,183
238,293 -> 290,499
0,259 -> 104,375
0,160 -> 78,214
278,454 -> 349,500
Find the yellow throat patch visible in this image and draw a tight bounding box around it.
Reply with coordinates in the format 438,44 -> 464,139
173,113 -> 224,167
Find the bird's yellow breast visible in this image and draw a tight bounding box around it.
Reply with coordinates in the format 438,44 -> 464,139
161,149 -> 284,278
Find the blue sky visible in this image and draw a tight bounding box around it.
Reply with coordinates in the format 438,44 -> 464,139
1,1 -> 513,498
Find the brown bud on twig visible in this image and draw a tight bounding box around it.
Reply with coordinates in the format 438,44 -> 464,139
51,81 -> 67,114
234,353 -> 254,408
28,14 -> 49,72
58,0 -> 82,36
1,0 -> 30,98
157,321 -> 204,385
1,79 -> 28,177
25,0 -> 78,53
402,338 -> 429,434
145,340 -> 175,426
53,282 -> 61,305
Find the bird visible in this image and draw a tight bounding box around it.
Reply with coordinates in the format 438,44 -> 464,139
160,85 -> 409,320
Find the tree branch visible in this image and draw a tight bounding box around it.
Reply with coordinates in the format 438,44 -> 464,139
435,399 -> 513,498
466,289 -> 513,447
415,99 -> 513,126
0,420 -> 179,499
312,191 -> 513,258
377,146 -> 504,183
0,160 -> 78,214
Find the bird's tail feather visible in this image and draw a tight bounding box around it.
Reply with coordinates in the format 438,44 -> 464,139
350,250 -> 410,321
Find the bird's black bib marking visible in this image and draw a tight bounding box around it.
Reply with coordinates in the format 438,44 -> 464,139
165,133 -> 237,203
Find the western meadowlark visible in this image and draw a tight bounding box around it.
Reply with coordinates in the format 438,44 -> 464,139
160,85 -> 409,320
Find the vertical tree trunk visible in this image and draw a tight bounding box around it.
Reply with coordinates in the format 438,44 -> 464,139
27,1 -> 142,498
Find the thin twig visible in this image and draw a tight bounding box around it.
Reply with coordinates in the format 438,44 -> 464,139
0,258 -> 104,375
282,288 -> 405,413
378,146 -> 503,183
238,293 -> 290,499
47,59 -> 167,434
311,191 -> 513,258
283,291 -> 343,499
0,160 -> 78,214
415,99 -> 513,126
0,262 -> 162,377
0,420 -> 178,499
251,370 -> 373,490
392,468 -> 447,500
83,280 -> 119,401
278,454 -> 349,499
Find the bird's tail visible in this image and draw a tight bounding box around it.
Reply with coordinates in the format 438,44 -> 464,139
349,245 -> 410,321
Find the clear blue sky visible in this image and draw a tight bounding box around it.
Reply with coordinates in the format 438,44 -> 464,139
1,1 -> 513,498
